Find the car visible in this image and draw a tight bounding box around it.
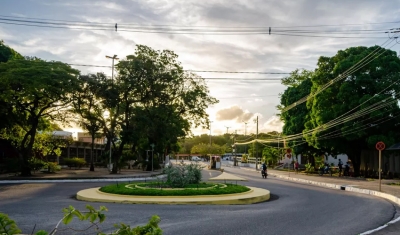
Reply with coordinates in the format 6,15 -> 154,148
191,156 -> 201,161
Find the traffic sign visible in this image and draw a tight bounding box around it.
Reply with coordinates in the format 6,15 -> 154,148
287,153 -> 292,159
286,149 -> 292,154
376,141 -> 385,151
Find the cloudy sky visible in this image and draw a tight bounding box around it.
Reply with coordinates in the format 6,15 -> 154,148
1,0 -> 399,136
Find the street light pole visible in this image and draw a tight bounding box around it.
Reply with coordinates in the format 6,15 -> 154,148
243,122 -> 248,154
150,144 -> 155,172
209,121 -> 213,161
105,55 -> 119,172
254,116 -> 258,170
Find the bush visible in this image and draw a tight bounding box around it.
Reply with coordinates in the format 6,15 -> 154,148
44,162 -> 60,173
63,157 -> 86,169
163,162 -> 203,188
28,157 -> 46,173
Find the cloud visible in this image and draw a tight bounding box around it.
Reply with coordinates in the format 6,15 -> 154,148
261,116 -> 284,133
215,105 -> 256,122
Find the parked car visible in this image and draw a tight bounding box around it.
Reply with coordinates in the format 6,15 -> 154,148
191,156 -> 201,161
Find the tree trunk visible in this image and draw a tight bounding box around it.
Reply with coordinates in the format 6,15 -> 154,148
19,120 -> 39,176
90,136 -> 95,171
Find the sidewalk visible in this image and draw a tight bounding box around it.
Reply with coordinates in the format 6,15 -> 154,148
0,167 -> 161,181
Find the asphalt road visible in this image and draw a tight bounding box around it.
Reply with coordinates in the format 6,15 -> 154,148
0,167 -> 396,235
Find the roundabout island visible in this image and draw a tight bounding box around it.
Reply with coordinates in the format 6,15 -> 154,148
77,172 -> 271,205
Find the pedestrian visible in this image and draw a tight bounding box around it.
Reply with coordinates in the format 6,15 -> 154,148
294,161 -> 299,173
338,159 -> 343,177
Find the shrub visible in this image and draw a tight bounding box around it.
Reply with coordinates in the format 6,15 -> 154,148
44,162 -> 60,173
241,155 -> 248,163
28,157 -> 46,173
163,162 -> 203,187
63,157 -> 86,169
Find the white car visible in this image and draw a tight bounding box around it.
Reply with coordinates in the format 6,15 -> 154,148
191,156 -> 201,161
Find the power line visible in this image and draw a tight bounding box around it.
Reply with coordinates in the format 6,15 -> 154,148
0,15 -> 393,38
67,63 -> 290,74
1,14 -> 398,29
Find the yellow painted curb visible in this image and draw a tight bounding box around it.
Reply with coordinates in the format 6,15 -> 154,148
76,186 -> 270,205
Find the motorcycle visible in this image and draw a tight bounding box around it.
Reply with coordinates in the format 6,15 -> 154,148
319,163 -> 332,176
261,169 -> 268,178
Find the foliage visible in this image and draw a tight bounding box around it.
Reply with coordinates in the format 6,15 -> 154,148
33,132 -> 73,160
63,158 -> 86,169
241,154 -> 248,163
103,44 -> 218,173
113,215 -> 162,235
0,55 -> 80,176
163,162 -> 203,187
190,143 -> 225,156
304,163 -> 314,173
72,73 -> 108,171
100,183 -> 250,196
0,213 -> 21,235
44,162 -> 60,173
28,157 -> 46,173
262,147 -> 281,166
0,205 -> 162,235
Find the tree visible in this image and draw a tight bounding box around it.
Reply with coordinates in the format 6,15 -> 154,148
108,45 -> 217,172
0,40 -> 23,63
72,73 -> 107,171
279,69 -> 335,166
0,57 -> 80,175
304,46 -> 400,176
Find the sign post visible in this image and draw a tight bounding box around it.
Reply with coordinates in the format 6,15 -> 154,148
375,141 -> 385,192
287,149 -> 292,177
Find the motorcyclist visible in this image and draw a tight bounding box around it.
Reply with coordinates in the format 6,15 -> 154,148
262,162 -> 267,175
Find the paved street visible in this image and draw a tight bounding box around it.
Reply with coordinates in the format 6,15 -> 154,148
0,166 -> 397,235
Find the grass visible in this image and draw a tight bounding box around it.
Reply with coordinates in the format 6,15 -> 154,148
387,182 -> 400,186
137,182 -> 216,189
100,182 -> 251,196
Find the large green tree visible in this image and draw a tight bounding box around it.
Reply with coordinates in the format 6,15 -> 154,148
279,69 -> 335,165
305,46 -> 400,175
104,45 -> 217,173
72,73 -> 107,171
0,58 -> 80,175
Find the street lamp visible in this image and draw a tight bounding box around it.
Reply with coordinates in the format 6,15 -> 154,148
209,121 -> 213,161
243,121 -> 248,154
105,55 -> 119,84
105,55 -> 118,172
150,144 -> 155,172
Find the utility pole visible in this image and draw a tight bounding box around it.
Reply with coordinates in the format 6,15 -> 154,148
243,121 -> 248,154
209,121 -> 213,161
225,126 -> 230,134
255,116 -> 258,170
233,130 -> 238,166
105,54 -> 119,172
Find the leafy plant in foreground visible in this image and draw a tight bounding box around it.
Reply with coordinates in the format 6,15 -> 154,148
0,205 -> 162,235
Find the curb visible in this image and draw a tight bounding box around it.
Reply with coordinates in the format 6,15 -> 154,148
76,186 -> 271,205
0,174 -> 166,184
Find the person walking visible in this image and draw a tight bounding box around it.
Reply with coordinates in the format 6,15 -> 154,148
294,161 -> 299,174
338,159 -> 343,177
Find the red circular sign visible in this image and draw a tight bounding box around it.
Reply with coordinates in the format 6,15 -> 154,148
286,149 -> 292,154
376,141 -> 385,151
287,153 -> 292,159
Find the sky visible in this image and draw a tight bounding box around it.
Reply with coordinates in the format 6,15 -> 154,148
1,0 -> 399,137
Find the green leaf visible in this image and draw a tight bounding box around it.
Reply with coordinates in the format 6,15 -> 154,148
62,213 -> 74,225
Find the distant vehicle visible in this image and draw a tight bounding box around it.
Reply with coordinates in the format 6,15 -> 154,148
191,156 -> 201,161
